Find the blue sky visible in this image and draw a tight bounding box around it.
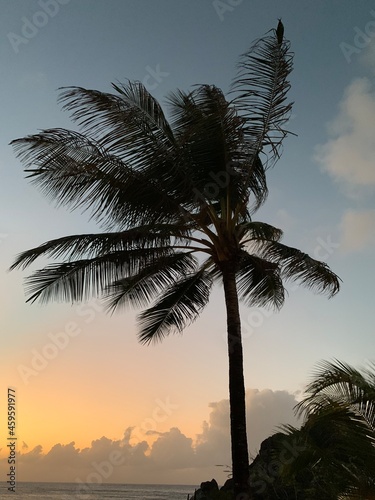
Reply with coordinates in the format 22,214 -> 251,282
0,0 -> 375,487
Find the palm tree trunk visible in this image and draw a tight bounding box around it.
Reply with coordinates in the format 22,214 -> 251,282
222,262 -> 251,499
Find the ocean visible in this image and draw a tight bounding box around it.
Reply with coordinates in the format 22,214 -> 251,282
0,482 -> 197,499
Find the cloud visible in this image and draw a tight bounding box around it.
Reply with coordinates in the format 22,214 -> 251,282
339,209 -> 375,253
195,398 -> 231,466
18,445 -> 43,463
195,389 -> 300,464
0,390 -> 300,485
315,77 -> 375,194
149,427 -> 195,468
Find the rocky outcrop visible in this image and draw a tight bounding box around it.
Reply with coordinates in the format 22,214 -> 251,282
189,477 -> 232,499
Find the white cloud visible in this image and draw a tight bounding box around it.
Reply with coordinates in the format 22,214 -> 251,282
245,389 -> 301,456
315,77 -> 375,193
195,389 -> 300,465
0,390 -> 300,485
149,427 -> 195,468
339,209 -> 375,253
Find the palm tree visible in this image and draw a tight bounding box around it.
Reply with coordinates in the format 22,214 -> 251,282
297,359 -> 375,420
10,24 -> 340,498
279,360 -> 375,498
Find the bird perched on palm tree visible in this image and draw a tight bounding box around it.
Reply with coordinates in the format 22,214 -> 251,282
276,19 -> 284,44
10,23 -> 340,498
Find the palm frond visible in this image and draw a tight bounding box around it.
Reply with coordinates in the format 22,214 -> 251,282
296,360 -> 375,432
137,268 -> 212,344
22,247 -> 174,304
58,81 -> 175,152
105,252 -> 198,311
258,241 -> 341,298
236,251 -> 285,308
167,86 -> 269,212
11,129 -> 185,227
111,80 -> 175,140
239,220 -> 283,243
10,227 -> 185,271
167,86 -> 239,192
279,401 -> 375,498
230,24 -> 294,169
58,83 -> 203,212
289,360 -> 375,496
231,153 -> 268,215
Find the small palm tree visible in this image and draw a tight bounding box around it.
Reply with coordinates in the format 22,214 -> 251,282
297,359 -> 375,428
281,360 -> 375,498
10,24 -> 340,498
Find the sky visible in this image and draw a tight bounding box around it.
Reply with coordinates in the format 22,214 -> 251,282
0,0 -> 375,489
